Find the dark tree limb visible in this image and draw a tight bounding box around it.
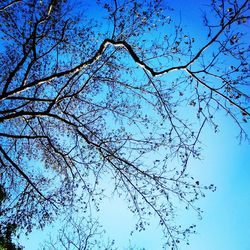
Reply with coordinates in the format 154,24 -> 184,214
0,0 -> 21,12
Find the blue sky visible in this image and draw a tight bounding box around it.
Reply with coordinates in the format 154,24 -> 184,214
184,116 -> 250,250
21,120 -> 250,249
96,115 -> 250,250
17,0 -> 250,249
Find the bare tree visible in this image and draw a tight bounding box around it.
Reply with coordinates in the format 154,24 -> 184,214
0,0 -> 249,248
39,217 -> 117,250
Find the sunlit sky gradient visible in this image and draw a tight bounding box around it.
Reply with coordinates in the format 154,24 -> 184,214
21,118 -> 250,249
19,0 -> 250,249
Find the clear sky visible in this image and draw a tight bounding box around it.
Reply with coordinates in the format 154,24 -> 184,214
18,0 -> 250,249
95,115 -> 250,250
21,121 -> 250,249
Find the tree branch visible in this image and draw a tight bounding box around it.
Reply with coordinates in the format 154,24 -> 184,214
0,145 -> 57,208
0,0 -> 21,12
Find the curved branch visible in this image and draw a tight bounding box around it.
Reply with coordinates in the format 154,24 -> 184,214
1,0 -> 248,118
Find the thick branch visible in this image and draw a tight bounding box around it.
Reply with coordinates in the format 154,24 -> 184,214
0,132 -> 47,139
0,0 -> 21,12
1,0 -> 249,117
